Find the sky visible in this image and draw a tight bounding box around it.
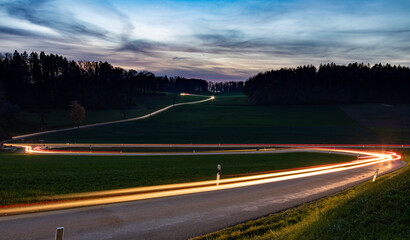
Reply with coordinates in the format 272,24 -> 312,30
0,0 -> 409,81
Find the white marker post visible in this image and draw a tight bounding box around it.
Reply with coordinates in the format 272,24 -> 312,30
55,227 -> 64,240
216,164 -> 221,186
372,168 -> 379,182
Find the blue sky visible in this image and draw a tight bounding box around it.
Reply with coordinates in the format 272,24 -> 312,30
0,0 -> 409,81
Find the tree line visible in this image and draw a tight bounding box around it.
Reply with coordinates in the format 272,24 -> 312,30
0,50 -> 209,110
208,81 -> 244,93
244,63 -> 410,105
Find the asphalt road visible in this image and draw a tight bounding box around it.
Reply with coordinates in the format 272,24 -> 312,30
0,158 -> 405,240
19,146 -> 365,156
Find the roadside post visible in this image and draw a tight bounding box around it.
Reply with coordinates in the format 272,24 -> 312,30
372,168 -> 379,182
216,164 -> 221,186
55,227 -> 64,240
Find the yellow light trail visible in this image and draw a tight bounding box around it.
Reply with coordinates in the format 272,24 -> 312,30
0,148 -> 401,216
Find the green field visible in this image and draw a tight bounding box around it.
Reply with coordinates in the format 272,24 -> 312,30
0,151 -> 354,205
194,150 -> 409,240
17,93 -> 409,144
3,93 -> 201,136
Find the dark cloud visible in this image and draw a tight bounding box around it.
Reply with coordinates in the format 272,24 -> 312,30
118,39 -> 166,54
0,26 -> 43,37
117,26 -> 392,63
1,0 -> 107,38
194,29 -> 321,56
172,57 -> 190,60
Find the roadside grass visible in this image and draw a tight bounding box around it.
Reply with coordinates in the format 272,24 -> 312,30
2,93 -> 200,136
192,150 -> 409,240
21,94 -> 392,144
0,152 -> 354,206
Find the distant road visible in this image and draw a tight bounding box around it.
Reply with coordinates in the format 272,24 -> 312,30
0,149 -> 405,240
11,94 -> 214,141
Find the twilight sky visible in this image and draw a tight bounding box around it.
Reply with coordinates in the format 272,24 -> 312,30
0,0 -> 409,81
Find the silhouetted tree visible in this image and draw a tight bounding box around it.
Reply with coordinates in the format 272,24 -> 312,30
70,100 -> 85,128
209,81 -> 244,93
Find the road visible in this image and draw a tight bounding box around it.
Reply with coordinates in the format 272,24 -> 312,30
3,94 -> 408,239
8,143 -> 410,156
11,94 -> 214,141
0,149 -> 405,240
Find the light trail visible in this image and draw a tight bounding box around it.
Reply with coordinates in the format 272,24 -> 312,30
11,143 -> 410,150
3,91 -> 407,217
7,143 -> 409,156
0,148 -> 402,216
11,94 -> 213,141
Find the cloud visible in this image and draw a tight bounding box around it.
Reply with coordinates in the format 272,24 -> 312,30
118,39 -> 166,54
0,0 -> 409,81
172,57 -> 190,60
0,26 -> 43,38
1,0 -> 107,38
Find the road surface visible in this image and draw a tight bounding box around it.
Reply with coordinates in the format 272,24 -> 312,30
0,149 -> 405,240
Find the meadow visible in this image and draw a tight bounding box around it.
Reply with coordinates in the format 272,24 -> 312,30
0,151 -> 354,205
18,93 -> 403,144
3,93 -> 201,136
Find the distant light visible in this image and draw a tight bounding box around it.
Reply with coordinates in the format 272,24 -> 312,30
211,96 -> 215,99
180,93 -> 190,96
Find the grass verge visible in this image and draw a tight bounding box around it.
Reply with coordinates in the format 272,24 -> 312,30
192,150 -> 409,240
0,152 -> 353,206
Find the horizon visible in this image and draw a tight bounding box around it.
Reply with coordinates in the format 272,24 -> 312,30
1,0 -> 409,81
5,49 -> 408,82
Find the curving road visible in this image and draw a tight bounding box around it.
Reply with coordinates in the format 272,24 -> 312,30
11,94 -> 214,141
3,94 -> 408,239
0,148 -> 405,240
10,143 -> 410,156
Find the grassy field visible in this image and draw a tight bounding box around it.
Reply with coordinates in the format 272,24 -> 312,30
2,93 -> 201,136
0,151 -> 354,205
340,104 -> 410,144
193,150 -> 409,240
18,93 -> 406,144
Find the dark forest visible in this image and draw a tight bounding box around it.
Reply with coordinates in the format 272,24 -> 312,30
244,63 -> 410,105
0,50 -> 210,110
